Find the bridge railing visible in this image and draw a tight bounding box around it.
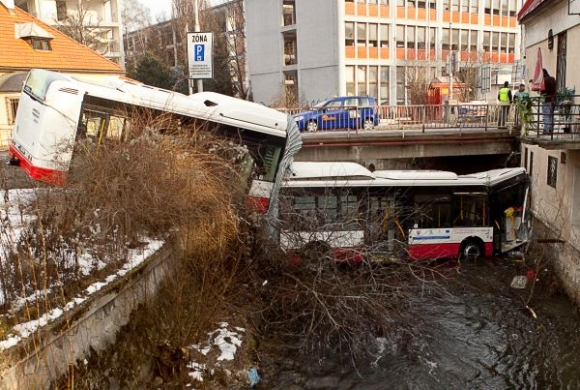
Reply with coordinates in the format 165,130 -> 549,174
277,98 -> 580,135
277,103 -> 504,132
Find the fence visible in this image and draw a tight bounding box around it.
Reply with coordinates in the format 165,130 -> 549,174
278,98 -> 580,135
518,96 -> 580,140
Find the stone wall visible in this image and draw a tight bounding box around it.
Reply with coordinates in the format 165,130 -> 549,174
1,245 -> 174,389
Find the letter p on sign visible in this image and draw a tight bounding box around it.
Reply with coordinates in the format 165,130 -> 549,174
195,44 -> 205,61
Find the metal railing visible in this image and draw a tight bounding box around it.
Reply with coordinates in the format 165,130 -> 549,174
277,98 -> 580,136
517,96 -> 580,140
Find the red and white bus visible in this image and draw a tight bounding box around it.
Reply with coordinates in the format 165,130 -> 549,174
9,69 -> 302,214
279,162 -> 529,262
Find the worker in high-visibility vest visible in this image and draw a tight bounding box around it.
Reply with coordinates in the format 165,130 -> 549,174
497,81 -> 513,129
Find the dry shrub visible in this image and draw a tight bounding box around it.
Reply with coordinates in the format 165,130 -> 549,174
1,114 -> 251,331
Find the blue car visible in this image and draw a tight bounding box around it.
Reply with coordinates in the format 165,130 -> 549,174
293,96 -> 379,132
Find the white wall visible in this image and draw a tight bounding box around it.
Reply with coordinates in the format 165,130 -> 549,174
245,0 -> 284,105
295,1 -> 340,104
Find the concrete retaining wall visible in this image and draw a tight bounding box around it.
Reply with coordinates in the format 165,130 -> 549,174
1,245 -> 174,389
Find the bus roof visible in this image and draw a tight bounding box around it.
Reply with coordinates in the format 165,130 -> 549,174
284,162 -> 527,189
288,162 -> 375,180
373,170 -> 458,180
39,70 -> 289,138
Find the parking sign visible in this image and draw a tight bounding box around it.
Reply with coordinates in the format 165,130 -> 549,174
187,32 -> 213,79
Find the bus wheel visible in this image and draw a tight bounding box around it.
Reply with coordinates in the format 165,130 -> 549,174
460,239 -> 483,260
301,241 -> 332,265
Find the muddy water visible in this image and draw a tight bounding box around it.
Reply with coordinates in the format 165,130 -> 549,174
260,260 -> 580,389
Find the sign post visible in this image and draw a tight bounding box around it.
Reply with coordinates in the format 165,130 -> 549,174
187,32 -> 213,92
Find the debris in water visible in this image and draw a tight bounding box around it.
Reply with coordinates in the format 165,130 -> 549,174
510,275 -> 527,289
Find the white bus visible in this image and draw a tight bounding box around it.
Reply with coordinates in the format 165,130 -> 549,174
9,69 -> 302,214
279,162 -> 529,262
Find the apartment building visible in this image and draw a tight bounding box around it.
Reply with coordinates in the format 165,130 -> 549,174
245,0 -> 522,106
15,0 -> 124,65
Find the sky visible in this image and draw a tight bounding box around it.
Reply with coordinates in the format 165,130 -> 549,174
138,0 -> 173,22
137,0 -> 221,24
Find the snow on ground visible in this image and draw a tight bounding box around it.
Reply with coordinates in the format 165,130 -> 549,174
187,322 -> 246,382
0,189 -> 164,350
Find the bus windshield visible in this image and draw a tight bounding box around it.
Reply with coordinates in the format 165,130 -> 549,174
23,69 -> 67,102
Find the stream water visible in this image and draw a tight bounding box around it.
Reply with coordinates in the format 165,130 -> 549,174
259,259 -> 580,390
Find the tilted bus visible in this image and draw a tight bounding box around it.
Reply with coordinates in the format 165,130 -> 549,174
278,162 -> 529,262
9,69 -> 302,214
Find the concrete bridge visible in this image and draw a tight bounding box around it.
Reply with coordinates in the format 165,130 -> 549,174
295,126 -> 519,171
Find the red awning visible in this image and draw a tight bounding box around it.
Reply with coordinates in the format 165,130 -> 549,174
518,0 -> 551,21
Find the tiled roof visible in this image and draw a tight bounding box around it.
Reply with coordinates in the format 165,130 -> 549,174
0,4 -> 124,74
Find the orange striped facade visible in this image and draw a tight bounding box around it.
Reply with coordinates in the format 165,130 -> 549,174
344,4 -> 517,63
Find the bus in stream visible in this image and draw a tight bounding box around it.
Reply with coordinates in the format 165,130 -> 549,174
9,69 -> 302,214
279,162 -> 529,262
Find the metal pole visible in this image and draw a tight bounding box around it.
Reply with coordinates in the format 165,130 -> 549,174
194,0 -> 203,93
448,22 -> 453,101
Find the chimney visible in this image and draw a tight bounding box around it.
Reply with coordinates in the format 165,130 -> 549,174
1,0 -> 15,12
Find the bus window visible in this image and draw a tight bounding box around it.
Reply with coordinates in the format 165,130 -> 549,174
253,145 -> 282,182
453,194 -> 486,227
319,194 -> 338,224
107,115 -> 127,141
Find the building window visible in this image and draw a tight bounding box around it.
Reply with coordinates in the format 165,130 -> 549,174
346,65 -> 355,96
369,24 -> 378,47
529,151 -> 534,176
56,1 -> 67,21
417,26 -> 426,49
451,29 -> 459,51
483,31 -> 491,51
508,0 -> 517,16
470,30 -> 478,51
557,32 -> 567,89
429,27 -> 436,51
7,98 -> 19,124
380,24 -> 389,48
24,38 -> 52,51
357,65 -> 367,95
396,66 -> 406,104
407,26 -> 415,49
548,156 -> 558,188
460,29 -> 468,51
369,66 -> 378,99
442,28 -> 450,51
380,66 -> 389,104
357,23 -> 367,46
396,25 -> 405,48
283,1 -> 296,26
345,22 -> 355,46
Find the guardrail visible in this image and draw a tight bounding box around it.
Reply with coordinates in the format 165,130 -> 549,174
278,98 -> 580,136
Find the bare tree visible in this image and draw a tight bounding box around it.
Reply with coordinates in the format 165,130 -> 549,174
455,51 -> 492,102
403,62 -> 436,105
214,0 -> 248,99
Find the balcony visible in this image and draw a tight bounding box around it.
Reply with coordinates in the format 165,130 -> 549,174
519,96 -> 580,150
